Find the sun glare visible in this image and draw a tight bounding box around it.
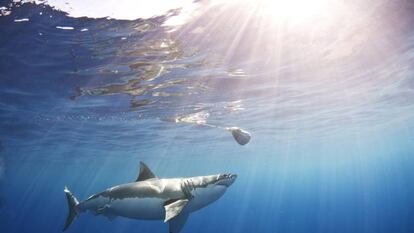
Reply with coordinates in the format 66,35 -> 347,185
249,0 -> 335,23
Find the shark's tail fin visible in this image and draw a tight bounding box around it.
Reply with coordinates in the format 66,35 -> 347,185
63,186 -> 80,231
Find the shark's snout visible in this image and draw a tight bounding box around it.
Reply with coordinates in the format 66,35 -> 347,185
229,174 -> 237,186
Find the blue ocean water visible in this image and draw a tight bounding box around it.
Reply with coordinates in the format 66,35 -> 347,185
1,0 -> 414,232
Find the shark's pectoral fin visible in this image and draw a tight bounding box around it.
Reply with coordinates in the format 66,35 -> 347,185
164,199 -> 189,222
136,161 -> 158,182
169,213 -> 189,233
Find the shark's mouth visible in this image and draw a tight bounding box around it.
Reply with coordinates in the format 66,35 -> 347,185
215,174 -> 237,187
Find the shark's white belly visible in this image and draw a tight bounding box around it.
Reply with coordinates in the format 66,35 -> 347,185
108,197 -> 166,220
186,185 -> 227,212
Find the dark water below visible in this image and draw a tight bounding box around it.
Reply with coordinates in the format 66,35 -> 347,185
1,0 -> 414,232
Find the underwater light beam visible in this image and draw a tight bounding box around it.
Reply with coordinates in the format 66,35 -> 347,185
246,0 -> 335,22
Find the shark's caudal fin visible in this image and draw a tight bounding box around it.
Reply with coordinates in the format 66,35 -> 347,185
63,186 -> 80,231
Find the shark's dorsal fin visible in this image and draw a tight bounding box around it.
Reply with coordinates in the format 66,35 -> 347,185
164,199 -> 189,222
136,162 -> 158,182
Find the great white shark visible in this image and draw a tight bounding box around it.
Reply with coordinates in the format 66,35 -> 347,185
63,162 -> 237,232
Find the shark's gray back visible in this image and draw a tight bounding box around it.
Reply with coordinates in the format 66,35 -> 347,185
87,178 -> 186,202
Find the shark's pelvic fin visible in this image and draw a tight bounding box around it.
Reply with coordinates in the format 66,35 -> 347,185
96,204 -> 117,221
136,161 -> 158,182
103,212 -> 117,221
164,199 -> 189,222
169,213 -> 189,233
